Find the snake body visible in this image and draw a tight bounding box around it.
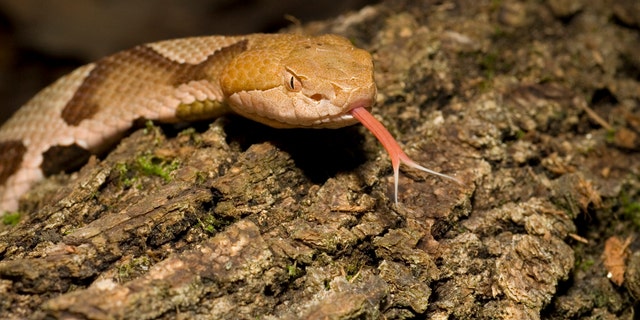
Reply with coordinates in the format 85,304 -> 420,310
0,33 -> 457,214
0,34 -> 376,213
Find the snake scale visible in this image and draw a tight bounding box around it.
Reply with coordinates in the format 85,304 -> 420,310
0,33 -> 459,214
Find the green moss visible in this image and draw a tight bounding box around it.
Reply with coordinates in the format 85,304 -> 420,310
116,162 -> 135,187
178,127 -> 202,145
115,153 -> 179,189
195,171 -> 208,184
620,192 -> 640,228
605,129 -> 616,144
198,215 -> 232,234
344,262 -> 362,281
117,255 -> 151,283
2,212 -> 21,226
324,279 -> 331,290
287,262 -> 301,278
179,127 -> 196,136
135,154 -> 179,182
576,257 -> 595,271
143,120 -> 157,135
480,52 -> 499,80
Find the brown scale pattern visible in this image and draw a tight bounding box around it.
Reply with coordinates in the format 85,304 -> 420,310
0,140 -> 27,185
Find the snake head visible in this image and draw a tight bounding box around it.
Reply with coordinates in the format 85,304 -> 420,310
221,34 -> 376,128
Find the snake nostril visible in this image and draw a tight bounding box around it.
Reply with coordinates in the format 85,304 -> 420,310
310,94 -> 323,101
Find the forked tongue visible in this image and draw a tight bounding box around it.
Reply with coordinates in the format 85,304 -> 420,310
350,106 -> 462,204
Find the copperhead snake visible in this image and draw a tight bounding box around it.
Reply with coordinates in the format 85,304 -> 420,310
0,33 -> 460,214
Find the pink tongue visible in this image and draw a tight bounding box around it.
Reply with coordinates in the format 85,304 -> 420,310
350,107 -> 461,204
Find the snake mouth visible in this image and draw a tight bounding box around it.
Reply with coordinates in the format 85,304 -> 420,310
346,99 -> 374,113
309,98 -> 374,128
226,89 -> 375,129
309,113 -> 355,127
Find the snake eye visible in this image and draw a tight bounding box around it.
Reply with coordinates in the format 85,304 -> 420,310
285,71 -> 302,92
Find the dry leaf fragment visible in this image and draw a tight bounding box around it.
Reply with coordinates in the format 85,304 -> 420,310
603,236 -> 633,285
